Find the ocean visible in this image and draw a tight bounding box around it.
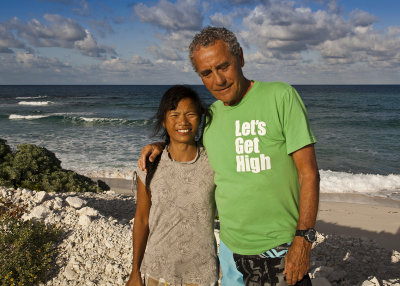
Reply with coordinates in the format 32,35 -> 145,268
0,85 -> 399,201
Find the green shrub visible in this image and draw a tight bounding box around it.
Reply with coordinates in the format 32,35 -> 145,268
0,198 -> 62,286
0,139 -> 109,193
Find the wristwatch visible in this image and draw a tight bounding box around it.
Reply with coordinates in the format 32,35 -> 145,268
295,228 -> 317,243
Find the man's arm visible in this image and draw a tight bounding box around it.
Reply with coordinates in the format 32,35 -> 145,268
125,178 -> 151,286
283,144 -> 320,285
138,142 -> 165,171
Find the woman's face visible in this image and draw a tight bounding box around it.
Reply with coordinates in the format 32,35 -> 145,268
163,97 -> 200,146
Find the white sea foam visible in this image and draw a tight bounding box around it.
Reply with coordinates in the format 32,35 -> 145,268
320,170 -> 400,195
16,96 -> 47,99
83,169 -> 134,180
18,101 -> 53,106
80,117 -> 126,123
9,114 -> 49,120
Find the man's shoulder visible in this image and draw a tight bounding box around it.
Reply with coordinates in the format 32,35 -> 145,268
255,81 -> 293,92
251,81 -> 296,104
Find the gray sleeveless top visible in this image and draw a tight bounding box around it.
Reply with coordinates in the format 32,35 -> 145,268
136,146 -> 218,285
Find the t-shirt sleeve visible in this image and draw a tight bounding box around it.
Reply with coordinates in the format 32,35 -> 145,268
135,167 -> 147,186
282,86 -> 317,154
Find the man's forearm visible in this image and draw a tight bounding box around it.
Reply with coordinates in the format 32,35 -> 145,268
296,171 -> 320,230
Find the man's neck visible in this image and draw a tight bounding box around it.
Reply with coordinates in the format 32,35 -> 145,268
227,78 -> 254,106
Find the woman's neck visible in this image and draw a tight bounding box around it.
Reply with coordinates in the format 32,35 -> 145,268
168,142 -> 198,162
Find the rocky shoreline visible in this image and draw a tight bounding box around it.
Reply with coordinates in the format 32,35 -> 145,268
1,187 -> 399,286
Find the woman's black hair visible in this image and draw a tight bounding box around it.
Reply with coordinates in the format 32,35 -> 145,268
145,85 -> 212,189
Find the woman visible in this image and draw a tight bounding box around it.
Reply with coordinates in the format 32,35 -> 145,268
126,85 -> 218,286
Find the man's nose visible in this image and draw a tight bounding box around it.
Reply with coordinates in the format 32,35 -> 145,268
214,71 -> 226,85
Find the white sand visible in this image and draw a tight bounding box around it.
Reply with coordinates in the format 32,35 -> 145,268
99,177 -> 400,251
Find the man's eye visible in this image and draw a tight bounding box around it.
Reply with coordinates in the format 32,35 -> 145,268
220,64 -> 229,70
201,71 -> 211,77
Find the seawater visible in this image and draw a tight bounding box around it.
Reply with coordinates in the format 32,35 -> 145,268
0,85 -> 399,200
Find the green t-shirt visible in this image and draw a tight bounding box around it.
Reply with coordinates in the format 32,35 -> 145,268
203,81 -> 316,255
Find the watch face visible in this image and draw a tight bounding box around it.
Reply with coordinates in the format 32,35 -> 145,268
305,229 -> 316,242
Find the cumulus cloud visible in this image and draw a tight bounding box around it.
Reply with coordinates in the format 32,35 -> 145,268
240,2 -> 349,54
134,0 -> 203,31
2,15 -> 116,58
147,45 -> 183,61
350,9 -> 377,27
209,12 -> 234,28
0,23 -> 27,53
15,52 -> 71,69
100,57 -> 129,72
74,30 -> 117,58
11,14 -> 86,48
316,27 -> 400,68
131,55 -> 153,65
236,0 -> 400,70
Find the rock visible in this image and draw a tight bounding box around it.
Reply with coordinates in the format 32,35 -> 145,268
391,250 -> 400,263
34,191 -> 48,204
53,197 -> 63,209
63,264 -> 78,280
362,276 -> 381,286
78,214 -> 91,226
311,266 -> 334,278
24,205 -> 50,220
311,277 -> 332,286
77,206 -> 99,217
66,196 -> 87,209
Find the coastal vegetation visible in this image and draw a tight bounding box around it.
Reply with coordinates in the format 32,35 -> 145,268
0,139 -> 109,193
0,139 -> 110,285
0,197 -> 62,285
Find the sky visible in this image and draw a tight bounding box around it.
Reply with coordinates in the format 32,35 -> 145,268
1,0 -> 400,85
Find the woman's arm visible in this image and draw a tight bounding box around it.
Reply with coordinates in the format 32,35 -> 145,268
126,177 -> 151,286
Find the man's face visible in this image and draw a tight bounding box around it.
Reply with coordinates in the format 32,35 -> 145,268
193,40 -> 246,106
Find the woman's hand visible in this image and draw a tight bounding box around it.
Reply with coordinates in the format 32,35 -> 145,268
125,271 -> 144,286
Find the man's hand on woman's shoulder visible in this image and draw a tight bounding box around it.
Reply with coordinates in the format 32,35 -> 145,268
138,142 -> 166,171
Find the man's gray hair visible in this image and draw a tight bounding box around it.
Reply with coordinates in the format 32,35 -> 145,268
189,26 -> 241,73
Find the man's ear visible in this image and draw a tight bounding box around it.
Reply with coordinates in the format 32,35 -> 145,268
162,121 -> 165,128
239,47 -> 244,67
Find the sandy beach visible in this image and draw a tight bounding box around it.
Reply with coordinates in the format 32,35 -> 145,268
2,180 -> 399,286
99,177 -> 400,251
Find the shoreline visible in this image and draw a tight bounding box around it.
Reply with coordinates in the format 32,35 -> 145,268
96,177 -> 400,251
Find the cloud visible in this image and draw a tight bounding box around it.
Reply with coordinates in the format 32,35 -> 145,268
10,14 -> 86,48
15,52 -> 71,69
316,26 -> 400,68
74,30 -> 117,58
89,18 -> 115,38
147,45 -> 183,61
236,0 -> 400,70
134,0 -> 203,31
100,57 -> 129,72
3,15 -> 116,58
131,55 -> 153,65
0,23 -> 27,53
350,9 -> 377,27
240,2 -> 349,53
209,12 -> 234,28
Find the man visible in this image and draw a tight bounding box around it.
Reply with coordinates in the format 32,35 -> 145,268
140,26 -> 319,286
